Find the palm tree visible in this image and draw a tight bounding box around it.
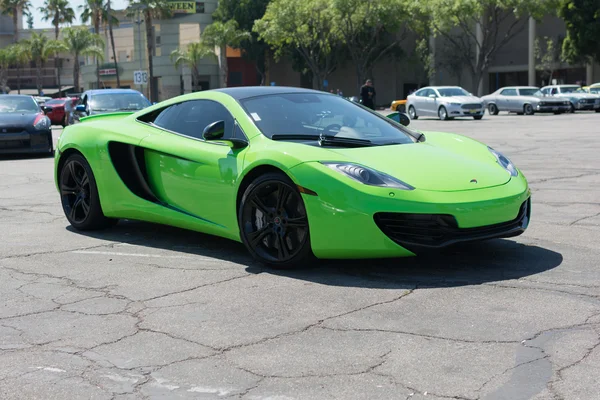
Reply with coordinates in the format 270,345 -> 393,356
0,47 -> 15,93
80,0 -> 104,89
201,21 -> 250,88
128,0 -> 171,102
62,27 -> 105,93
0,0 -> 31,42
40,0 -> 75,96
170,42 -> 216,91
12,42 -> 31,94
106,0 -> 120,88
21,32 -> 68,95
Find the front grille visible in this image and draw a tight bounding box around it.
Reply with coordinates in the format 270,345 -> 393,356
0,139 -> 29,149
461,103 -> 482,109
579,99 -> 594,104
0,127 -> 25,134
539,101 -> 562,106
374,199 -> 530,250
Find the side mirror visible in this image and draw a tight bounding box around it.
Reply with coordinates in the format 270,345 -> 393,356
203,120 -> 248,149
76,104 -> 86,112
41,106 -> 52,114
387,112 -> 410,126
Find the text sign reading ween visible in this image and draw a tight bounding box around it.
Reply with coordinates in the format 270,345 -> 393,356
168,1 -> 205,14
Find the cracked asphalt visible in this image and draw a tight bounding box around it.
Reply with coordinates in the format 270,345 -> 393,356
0,112 -> 599,400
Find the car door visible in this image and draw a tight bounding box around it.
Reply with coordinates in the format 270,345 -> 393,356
421,89 -> 437,115
410,89 -> 424,113
138,99 -> 249,232
498,88 -> 517,111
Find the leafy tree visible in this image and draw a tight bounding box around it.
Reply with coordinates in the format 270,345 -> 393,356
21,32 -> 68,95
255,0 -> 343,90
331,0 -> 408,90
40,0 -> 75,96
422,0 -> 555,95
0,47 -> 15,93
559,0 -> 600,66
63,27 -> 104,92
11,42 -> 31,93
127,0 -> 172,102
212,0 -> 271,85
0,0 -> 31,42
106,0 -> 120,87
170,42 -> 216,91
25,9 -> 33,28
80,0 -> 104,88
535,36 -> 564,84
202,20 -> 251,88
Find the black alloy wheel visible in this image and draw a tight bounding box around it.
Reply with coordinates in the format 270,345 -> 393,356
59,154 -> 116,230
239,172 -> 313,268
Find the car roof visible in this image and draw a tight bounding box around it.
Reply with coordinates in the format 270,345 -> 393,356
1,95 -> 36,99
212,86 -> 325,100
85,89 -> 144,96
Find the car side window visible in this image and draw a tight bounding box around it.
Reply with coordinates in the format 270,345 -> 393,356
500,89 -> 517,96
551,88 -> 558,95
152,100 -> 235,140
415,89 -> 425,97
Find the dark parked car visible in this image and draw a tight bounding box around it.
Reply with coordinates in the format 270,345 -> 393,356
74,89 -> 151,122
0,95 -> 53,155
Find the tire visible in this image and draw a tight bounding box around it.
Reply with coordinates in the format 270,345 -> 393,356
473,115 -> 483,120
408,105 -> 418,120
438,106 -> 449,120
569,103 -> 575,113
59,153 -> 117,230
595,109 -> 600,113
488,103 -> 499,115
524,104 -> 534,115
238,172 -> 314,269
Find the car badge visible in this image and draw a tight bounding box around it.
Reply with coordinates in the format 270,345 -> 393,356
470,179 -> 478,183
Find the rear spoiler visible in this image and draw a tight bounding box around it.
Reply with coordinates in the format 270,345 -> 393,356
79,111 -> 134,123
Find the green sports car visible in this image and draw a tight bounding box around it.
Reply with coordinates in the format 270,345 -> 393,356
54,87 -> 531,268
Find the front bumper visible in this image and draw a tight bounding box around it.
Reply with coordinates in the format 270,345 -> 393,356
446,104 -> 484,117
290,162 -> 530,259
0,129 -> 53,154
574,101 -> 600,110
536,104 -> 570,113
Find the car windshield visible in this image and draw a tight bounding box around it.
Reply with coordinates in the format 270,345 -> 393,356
44,99 -> 65,105
437,88 -> 470,97
0,96 -> 39,113
590,87 -> 600,94
560,86 -> 580,93
240,93 -> 415,146
518,88 -> 541,96
89,93 -> 150,111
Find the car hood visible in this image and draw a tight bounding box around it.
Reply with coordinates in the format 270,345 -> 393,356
439,95 -> 482,104
558,93 -> 598,99
0,113 -> 38,127
280,132 -> 512,192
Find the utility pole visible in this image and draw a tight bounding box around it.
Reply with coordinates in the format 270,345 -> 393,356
130,4 -> 147,97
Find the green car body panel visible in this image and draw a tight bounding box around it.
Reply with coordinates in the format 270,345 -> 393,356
55,89 -> 530,259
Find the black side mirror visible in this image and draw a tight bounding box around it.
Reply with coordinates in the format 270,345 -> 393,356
41,106 -> 51,114
202,120 -> 248,149
387,112 -> 410,127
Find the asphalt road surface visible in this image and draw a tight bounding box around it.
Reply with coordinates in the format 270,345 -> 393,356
1,111 -> 599,400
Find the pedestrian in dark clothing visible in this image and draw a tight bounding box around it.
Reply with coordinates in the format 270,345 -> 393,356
360,79 -> 376,110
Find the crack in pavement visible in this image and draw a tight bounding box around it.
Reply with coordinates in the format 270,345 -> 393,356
569,211 -> 600,226
528,172 -> 600,184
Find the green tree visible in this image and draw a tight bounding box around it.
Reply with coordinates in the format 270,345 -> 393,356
212,0 -> 271,85
535,36 -> 564,84
63,27 -> 104,92
0,47 -> 15,93
106,0 -> 120,88
331,0 -> 408,90
170,42 -> 216,91
21,32 -> 68,95
559,0 -> 600,67
0,0 -> 31,42
11,42 -> 31,93
40,0 -> 75,96
25,9 -> 33,28
422,0 -> 555,95
255,0 -> 343,90
202,20 -> 250,88
127,0 -> 172,102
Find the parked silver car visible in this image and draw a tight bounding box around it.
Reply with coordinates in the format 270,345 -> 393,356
540,85 -> 600,113
406,86 -> 484,120
481,86 -> 571,115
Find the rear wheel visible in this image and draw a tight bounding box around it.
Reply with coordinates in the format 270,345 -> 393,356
408,106 -> 418,120
438,106 -> 449,120
59,153 -> 117,230
569,103 -> 575,113
524,104 -> 534,115
239,172 -> 313,269
488,103 -> 499,115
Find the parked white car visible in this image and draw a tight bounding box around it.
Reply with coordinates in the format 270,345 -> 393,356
481,86 -> 570,115
540,85 -> 600,113
406,86 -> 484,120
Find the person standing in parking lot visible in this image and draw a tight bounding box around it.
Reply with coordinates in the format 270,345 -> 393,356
360,79 -> 376,110
64,95 -> 73,126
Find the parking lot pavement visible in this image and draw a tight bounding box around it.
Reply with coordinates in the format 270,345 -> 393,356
0,114 -> 599,400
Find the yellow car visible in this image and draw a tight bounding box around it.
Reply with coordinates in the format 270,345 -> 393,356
578,86 -> 600,94
390,99 -> 407,111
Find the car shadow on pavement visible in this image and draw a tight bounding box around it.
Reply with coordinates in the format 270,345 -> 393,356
69,220 -> 563,290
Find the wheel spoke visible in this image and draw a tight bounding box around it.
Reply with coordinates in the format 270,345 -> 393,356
286,215 -> 308,228
81,199 -> 90,216
276,184 -> 290,212
251,196 -> 270,216
247,225 -> 271,247
70,196 -> 83,220
60,183 -> 77,195
276,234 -> 290,259
80,172 -> 89,189
67,161 -> 78,183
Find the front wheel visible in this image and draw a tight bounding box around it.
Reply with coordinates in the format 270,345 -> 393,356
408,105 -> 418,120
239,172 -> 313,269
595,109 -> 600,113
488,103 -> 499,115
59,153 -> 117,230
569,103 -> 575,113
524,104 -> 534,115
438,106 -> 449,120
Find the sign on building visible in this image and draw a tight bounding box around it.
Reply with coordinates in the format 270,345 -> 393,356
133,70 -> 148,86
168,1 -> 205,14
99,68 -> 117,76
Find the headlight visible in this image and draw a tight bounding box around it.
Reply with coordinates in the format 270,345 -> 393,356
33,115 -> 50,130
488,147 -> 518,177
450,102 -> 461,106
322,162 -> 414,190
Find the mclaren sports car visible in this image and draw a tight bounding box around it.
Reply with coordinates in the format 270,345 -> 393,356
54,87 -> 531,268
